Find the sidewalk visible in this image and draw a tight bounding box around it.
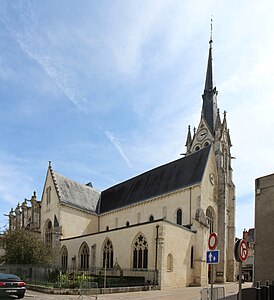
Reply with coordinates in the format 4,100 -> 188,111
87,282 -> 252,300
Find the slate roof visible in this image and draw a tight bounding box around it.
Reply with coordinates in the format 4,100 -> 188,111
98,145 -> 211,214
52,170 -> 101,213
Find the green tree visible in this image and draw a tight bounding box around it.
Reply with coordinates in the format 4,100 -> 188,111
0,229 -> 54,265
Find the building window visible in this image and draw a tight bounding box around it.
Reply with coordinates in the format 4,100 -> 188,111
137,212 -> 141,223
61,246 -> 68,270
133,234 -> 148,269
176,209 -> 182,225
195,146 -> 200,151
46,186 -> 51,205
115,217 -> 118,228
204,142 -> 209,147
79,242 -> 89,270
206,207 -> 214,233
126,221 -> 130,227
45,220 -> 53,245
191,246 -> 194,269
149,215 -> 154,222
163,206 -> 167,219
167,253 -> 173,271
103,239 -> 113,269
106,226 -> 109,231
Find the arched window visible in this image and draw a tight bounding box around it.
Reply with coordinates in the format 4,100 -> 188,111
149,215 -> 154,222
79,242 -> 89,270
61,246 -> 68,270
45,220 -> 53,245
167,253 -> 173,271
206,207 -> 214,233
195,146 -> 200,151
191,246 -> 194,269
176,209 -> 182,225
126,221 -> 130,227
133,234 -> 148,269
106,226 -> 109,231
103,239 -> 113,269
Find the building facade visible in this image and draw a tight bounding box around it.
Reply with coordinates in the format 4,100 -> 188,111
7,35 -> 235,288
254,173 -> 274,284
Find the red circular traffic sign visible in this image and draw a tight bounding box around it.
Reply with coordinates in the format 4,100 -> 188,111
208,232 -> 218,250
239,239 -> 248,262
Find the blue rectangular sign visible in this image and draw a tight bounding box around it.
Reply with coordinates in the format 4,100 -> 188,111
206,250 -> 219,264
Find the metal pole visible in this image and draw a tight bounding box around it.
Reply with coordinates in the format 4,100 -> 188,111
211,264 -> 213,300
238,261 -> 242,300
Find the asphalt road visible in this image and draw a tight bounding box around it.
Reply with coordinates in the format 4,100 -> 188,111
1,282 -> 251,300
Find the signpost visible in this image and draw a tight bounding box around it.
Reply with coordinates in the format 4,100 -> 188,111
234,239 -> 248,300
207,233 -> 219,300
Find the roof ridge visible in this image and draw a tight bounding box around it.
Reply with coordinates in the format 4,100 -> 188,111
103,145 -> 211,193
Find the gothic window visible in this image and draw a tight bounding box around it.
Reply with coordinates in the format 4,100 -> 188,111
61,246 -> 68,270
45,220 -> 53,245
163,206 -> 167,219
167,253 -> 173,271
79,242 -> 89,270
191,246 -> 194,269
149,215 -> 154,222
106,226 -> 109,231
176,209 -> 182,225
137,212 -> 141,223
206,207 -> 214,233
46,186 -> 51,205
103,239 -> 113,269
133,234 -> 148,269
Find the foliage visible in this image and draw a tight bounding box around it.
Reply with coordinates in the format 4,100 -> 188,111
0,229 -> 54,265
56,273 -> 91,288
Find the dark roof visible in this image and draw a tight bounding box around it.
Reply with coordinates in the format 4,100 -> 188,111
98,146 -> 211,214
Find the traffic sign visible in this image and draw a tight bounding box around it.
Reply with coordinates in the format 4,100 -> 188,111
239,239 -> 248,262
206,250 -> 219,264
234,239 -> 248,262
208,232 -> 218,250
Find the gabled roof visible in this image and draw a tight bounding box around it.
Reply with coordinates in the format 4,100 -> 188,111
98,145 -> 211,214
51,169 -> 101,213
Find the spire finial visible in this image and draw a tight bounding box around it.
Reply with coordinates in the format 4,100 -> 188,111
210,16 -> 213,46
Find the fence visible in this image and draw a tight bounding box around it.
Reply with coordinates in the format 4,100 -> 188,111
0,265 -> 156,289
200,287 -> 225,300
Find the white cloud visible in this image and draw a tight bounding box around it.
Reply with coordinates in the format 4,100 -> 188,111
105,130 -> 133,168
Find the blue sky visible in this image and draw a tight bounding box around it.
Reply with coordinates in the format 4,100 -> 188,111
1,0 -> 274,238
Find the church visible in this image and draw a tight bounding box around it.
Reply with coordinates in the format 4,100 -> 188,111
7,34 -> 236,289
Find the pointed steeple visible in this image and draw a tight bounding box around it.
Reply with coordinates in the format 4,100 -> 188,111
202,19 -> 218,134
185,125 -> 192,153
204,22 -> 214,92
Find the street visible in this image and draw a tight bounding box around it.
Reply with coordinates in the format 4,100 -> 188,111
15,282 -> 251,300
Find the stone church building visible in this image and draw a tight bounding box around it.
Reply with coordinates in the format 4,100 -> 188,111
8,35 -> 235,288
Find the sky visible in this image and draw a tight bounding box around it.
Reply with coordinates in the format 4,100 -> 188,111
0,0 -> 274,238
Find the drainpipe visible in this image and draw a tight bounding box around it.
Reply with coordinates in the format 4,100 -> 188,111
189,187 -> 192,227
154,225 -> 159,288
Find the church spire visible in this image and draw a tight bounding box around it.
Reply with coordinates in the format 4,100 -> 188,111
204,19 -> 214,92
202,18 -> 218,134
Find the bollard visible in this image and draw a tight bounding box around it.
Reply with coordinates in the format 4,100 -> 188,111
256,281 -> 261,300
265,280 -> 270,300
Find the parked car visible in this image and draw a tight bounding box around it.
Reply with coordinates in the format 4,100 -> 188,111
0,273 -> 26,298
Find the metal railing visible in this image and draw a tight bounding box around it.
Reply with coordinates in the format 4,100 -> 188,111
0,265 -> 156,289
200,287 -> 225,300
